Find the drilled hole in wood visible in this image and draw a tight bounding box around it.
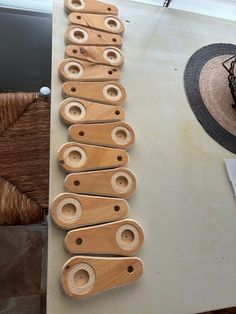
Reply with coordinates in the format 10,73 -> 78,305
58,197 -> 82,222
107,19 -> 118,28
72,0 -> 83,7
111,127 -> 131,146
71,87 -> 76,92
107,51 -> 117,60
73,49 -> 78,54
115,110 -> 120,115
107,87 -> 118,97
74,269 -> 89,287
121,229 -> 135,244
127,265 -> 134,273
108,70 -> 113,75
116,175 -> 128,187
62,203 -> 76,218
116,224 -> 139,251
68,64 -> 81,74
69,105 -> 82,116
97,34 -> 101,38
107,7 -> 111,11
74,180 -> 80,186
117,155 -> 123,161
59,159 -> 65,164
114,205 -> 120,212
115,129 -> 127,140
65,265 -> 70,270
74,30 -> 85,40
79,131 -> 84,136
77,15 -> 81,19
112,38 -> 117,42
68,150 -> 82,163
76,238 -> 83,245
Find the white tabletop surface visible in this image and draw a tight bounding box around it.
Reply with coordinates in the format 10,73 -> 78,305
47,1 -> 236,313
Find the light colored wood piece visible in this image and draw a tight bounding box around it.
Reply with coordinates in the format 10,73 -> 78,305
69,122 -> 135,149
69,13 -> 124,34
62,81 -> 126,106
65,25 -> 123,47
61,255 -> 143,300
64,0 -> 118,15
59,98 -> 125,125
64,219 -> 144,255
59,58 -> 120,82
65,45 -> 124,67
58,142 -> 128,172
65,167 -> 136,199
51,192 -> 128,230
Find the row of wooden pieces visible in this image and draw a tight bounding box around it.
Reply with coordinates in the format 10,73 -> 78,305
61,15 -> 125,81
60,3 -> 135,199
61,19 -> 126,98
61,2 -> 125,83
52,193 -> 144,300
52,191 -> 144,260
61,1 -> 126,107
58,122 -> 134,167
57,0 -> 144,301
66,0 -> 122,49
64,0 -> 123,39
58,97 -> 136,193
60,3 -> 133,177
62,10 -> 125,79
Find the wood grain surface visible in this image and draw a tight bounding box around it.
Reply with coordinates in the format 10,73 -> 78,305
51,192 -> 128,230
62,81 -> 126,105
64,219 -> 144,255
64,167 -> 136,199
57,142 -> 128,172
64,0 -> 118,15
59,58 -> 120,82
69,13 -> 124,34
61,255 -> 143,300
65,45 -> 124,67
68,122 -> 135,149
65,25 -> 123,47
59,97 -> 125,125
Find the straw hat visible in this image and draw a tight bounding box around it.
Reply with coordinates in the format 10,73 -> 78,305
184,43 -> 236,153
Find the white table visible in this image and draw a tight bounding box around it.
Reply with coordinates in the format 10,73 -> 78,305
47,1 -> 236,313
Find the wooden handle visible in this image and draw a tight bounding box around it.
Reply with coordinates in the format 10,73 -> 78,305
51,192 -> 128,230
69,13 -> 124,34
64,219 -> 144,256
65,45 -> 124,67
62,81 -> 126,106
59,58 -> 120,82
59,97 -> 125,125
58,142 -> 128,172
64,0 -> 118,15
65,167 -> 136,199
61,256 -> 143,300
69,122 -> 135,149
65,26 -> 123,47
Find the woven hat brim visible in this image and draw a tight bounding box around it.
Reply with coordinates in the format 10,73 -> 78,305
184,43 -> 236,153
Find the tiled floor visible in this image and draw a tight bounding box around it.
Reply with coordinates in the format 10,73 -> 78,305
0,225 -> 47,314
